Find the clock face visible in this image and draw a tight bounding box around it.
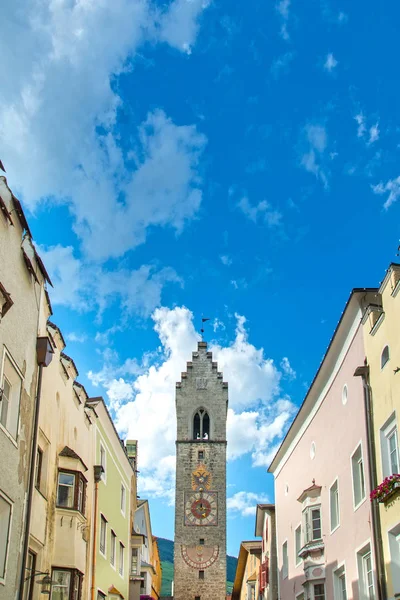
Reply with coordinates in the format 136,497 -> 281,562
184,491 -> 218,526
181,544 -> 220,569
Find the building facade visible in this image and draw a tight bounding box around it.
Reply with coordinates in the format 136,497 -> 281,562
254,505 -> 277,600
231,541 -> 262,600
173,341 -> 227,600
90,398 -> 136,600
269,290 -> 379,600
362,263 -> 400,600
0,175 -> 52,600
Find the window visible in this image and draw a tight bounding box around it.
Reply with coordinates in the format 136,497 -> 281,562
198,451 -> 204,460
56,471 -> 86,514
131,548 -> 139,576
357,545 -> 375,600
282,541 -> 288,579
119,542 -> 124,576
352,445 -> 366,507
0,353 -> 23,439
333,566 -> 347,600
23,550 -> 36,600
35,448 -> 43,490
100,444 -> 106,480
381,415 -> 399,477
381,345 -> 390,369
342,384 -> 348,406
295,525 -> 302,565
330,480 -> 340,532
193,409 -> 210,440
51,568 -> 82,600
314,583 -> 325,600
110,531 -> 116,566
0,493 -> 12,580
100,515 -> 107,555
388,525 -> 400,594
121,484 -> 126,515
199,538 -> 205,545
304,507 -> 322,543
97,593 -> 106,600
195,596 -> 201,600
199,570 -> 204,580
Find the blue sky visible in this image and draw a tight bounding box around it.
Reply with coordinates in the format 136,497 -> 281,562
2,0 -> 400,556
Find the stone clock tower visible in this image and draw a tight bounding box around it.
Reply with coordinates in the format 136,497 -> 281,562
173,341 -> 227,600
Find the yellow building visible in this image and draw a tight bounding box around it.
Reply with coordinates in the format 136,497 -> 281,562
232,541 -> 262,600
362,262 -> 400,600
151,537 -> 162,600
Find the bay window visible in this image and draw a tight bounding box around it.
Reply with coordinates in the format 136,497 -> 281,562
51,568 -> 82,600
303,506 -> 322,543
56,471 -> 86,514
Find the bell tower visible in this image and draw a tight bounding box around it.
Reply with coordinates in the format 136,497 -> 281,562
173,341 -> 228,600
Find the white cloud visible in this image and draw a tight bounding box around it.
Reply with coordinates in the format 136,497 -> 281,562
301,124 -> 329,188
227,491 -> 270,517
237,197 -> 282,227
65,332 -> 87,343
0,0 -> 208,264
368,123 -> 380,145
324,53 -> 338,72
271,52 -> 294,78
276,0 -> 290,40
40,244 -> 182,318
355,113 -> 366,138
280,357 -> 296,380
89,307 -> 296,501
220,255 -> 233,266
372,176 -> 400,210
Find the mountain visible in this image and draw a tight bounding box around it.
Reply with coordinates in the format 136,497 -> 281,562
156,537 -> 238,596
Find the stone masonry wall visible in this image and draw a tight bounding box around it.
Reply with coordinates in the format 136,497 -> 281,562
174,342 -> 227,600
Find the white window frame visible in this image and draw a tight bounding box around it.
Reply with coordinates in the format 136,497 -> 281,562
282,540 -> 288,579
303,505 -> 322,544
119,542 -> 124,577
381,345 -> 390,370
356,541 -> 375,600
0,491 -> 13,584
330,478 -> 340,533
351,443 -> 366,510
380,413 -> 399,478
110,530 -> 116,568
388,523 -> 400,594
100,443 -> 106,483
99,514 -> 107,557
0,348 -> 23,443
313,582 -> 325,600
295,523 -> 302,566
120,483 -> 126,516
333,563 -> 347,600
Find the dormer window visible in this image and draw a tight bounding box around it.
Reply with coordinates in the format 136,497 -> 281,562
381,345 -> 390,369
193,409 -> 210,440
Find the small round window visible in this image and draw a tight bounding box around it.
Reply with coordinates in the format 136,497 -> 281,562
310,442 -> 316,460
342,384 -> 348,405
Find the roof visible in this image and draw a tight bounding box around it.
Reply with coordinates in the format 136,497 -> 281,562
61,352 -> 79,376
297,481 -> 321,503
232,541 -> 262,600
108,585 -> 124,598
47,320 -> 66,348
247,570 -> 257,582
254,503 -> 275,537
268,288 -> 379,475
59,446 -> 88,471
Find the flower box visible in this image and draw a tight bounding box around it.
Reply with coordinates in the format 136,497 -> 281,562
370,475 -> 400,503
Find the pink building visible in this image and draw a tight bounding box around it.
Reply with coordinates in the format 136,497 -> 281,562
269,290 -> 382,600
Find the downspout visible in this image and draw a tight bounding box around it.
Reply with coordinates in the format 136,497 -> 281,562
91,466 -> 103,600
18,337 -> 53,600
354,365 -> 387,600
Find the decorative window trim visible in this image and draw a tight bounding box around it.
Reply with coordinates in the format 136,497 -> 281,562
282,540 -> 288,580
51,567 -> 83,600
99,514 -> 108,557
100,443 -> 107,483
351,442 -> 366,510
0,347 -> 23,442
0,490 -> 13,583
380,412 -> 399,478
56,469 -> 87,515
295,523 -> 302,566
356,542 -> 375,600
333,563 -> 347,600
330,478 -> 340,533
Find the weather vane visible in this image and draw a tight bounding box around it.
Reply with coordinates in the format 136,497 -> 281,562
200,317 -> 210,341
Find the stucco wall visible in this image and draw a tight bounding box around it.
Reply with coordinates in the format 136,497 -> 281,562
0,178 -> 43,600
274,324 -> 374,600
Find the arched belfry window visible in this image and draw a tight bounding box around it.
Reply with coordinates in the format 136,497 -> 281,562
193,409 -> 210,440
381,345 -> 390,369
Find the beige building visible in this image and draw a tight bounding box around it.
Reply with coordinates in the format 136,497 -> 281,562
27,318 -> 95,600
232,541 -> 262,600
0,175 -> 52,600
362,262 -> 400,600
